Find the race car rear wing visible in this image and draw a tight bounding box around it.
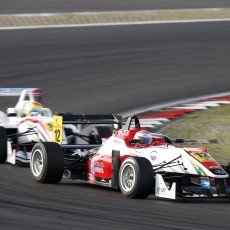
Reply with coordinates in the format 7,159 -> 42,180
0,88 -> 42,99
53,114 -> 122,149
56,113 -> 122,127
0,88 -> 43,117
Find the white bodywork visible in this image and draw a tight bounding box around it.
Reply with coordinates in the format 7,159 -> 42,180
101,136 -> 228,178
5,115 -> 70,165
99,135 -> 228,199
0,88 -> 70,164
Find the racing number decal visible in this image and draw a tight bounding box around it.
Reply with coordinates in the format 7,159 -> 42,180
53,115 -> 63,144
190,152 -> 212,162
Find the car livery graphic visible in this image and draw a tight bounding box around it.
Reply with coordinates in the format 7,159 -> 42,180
29,115 -> 230,199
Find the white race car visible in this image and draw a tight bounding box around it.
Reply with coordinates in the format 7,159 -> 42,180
0,88 -> 55,165
0,88 -> 120,166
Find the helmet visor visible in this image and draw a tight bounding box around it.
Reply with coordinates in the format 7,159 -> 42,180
139,137 -> 152,145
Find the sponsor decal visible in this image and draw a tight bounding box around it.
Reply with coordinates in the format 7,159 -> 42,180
190,152 -> 225,175
156,187 -> 167,194
113,139 -> 122,145
190,151 -> 213,163
209,165 -> 220,169
44,122 -> 53,131
212,169 -> 226,175
95,167 -> 104,173
150,151 -> 157,161
191,162 -> 206,176
94,161 -> 105,174
200,179 -> 211,189
201,161 -> 222,172
135,150 -> 144,155
94,161 -> 104,167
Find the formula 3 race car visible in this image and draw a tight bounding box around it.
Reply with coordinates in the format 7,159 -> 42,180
0,88 -> 121,166
29,115 -> 230,199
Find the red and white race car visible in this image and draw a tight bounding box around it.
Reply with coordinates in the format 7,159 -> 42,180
30,116 -> 230,199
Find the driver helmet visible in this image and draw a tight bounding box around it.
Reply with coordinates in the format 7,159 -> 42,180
24,101 -> 44,116
133,130 -> 152,146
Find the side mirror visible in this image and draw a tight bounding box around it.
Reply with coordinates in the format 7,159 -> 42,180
174,138 -> 184,143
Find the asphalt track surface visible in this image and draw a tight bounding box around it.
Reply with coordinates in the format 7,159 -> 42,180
1,22 -> 230,229
2,0 -> 230,14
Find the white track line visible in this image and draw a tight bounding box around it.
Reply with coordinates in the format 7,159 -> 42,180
1,18 -> 230,30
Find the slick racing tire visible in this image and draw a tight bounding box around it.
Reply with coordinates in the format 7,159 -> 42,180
89,126 -> 112,144
30,142 -> 64,183
0,126 -> 7,163
119,157 -> 154,199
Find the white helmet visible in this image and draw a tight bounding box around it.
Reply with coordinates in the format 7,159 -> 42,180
133,130 -> 152,146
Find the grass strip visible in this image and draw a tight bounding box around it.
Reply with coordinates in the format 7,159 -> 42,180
158,104 -> 230,165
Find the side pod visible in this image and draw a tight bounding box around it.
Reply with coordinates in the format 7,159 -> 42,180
155,174 -> 176,199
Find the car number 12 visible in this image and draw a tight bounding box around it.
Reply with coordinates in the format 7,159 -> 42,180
53,115 -> 63,144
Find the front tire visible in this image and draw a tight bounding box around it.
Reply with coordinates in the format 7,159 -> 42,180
30,142 -> 64,183
0,126 -> 7,163
119,157 -> 154,199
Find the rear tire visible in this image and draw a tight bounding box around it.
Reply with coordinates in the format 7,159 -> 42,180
119,157 -> 154,199
30,142 -> 64,183
0,126 -> 7,163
